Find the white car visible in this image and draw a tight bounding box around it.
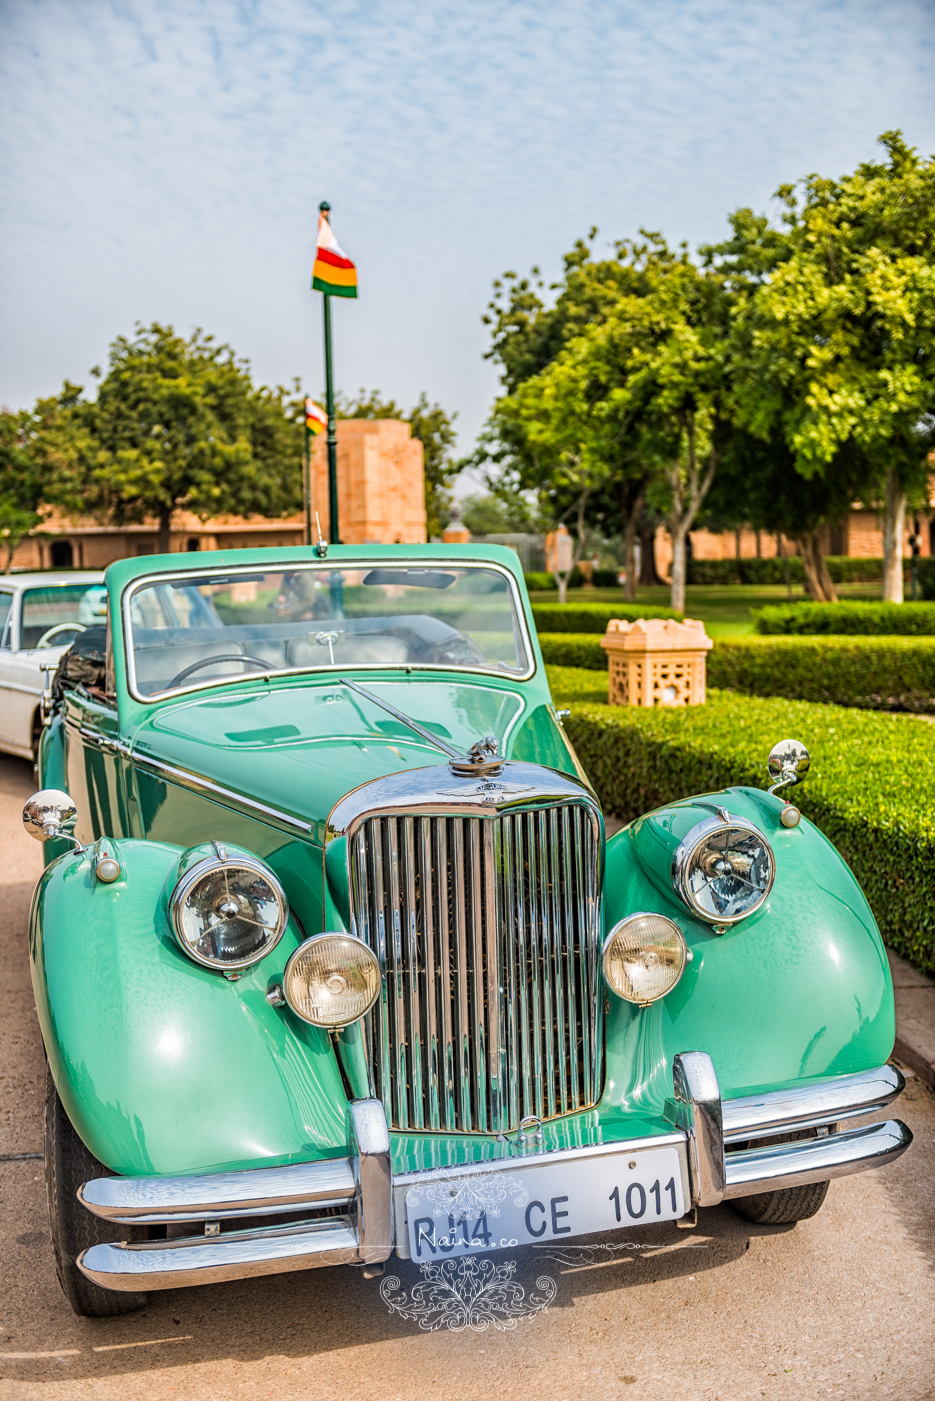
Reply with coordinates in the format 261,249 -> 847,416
0,572 -> 106,760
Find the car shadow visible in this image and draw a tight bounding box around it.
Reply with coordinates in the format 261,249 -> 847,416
0,1207 -> 794,1385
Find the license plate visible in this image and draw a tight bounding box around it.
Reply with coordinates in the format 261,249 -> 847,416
404,1145 -> 685,1261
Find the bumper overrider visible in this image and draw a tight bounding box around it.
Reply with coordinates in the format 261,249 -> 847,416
76,1060 -> 912,1291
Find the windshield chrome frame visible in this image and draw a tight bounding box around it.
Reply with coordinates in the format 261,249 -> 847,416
121,558 -> 536,704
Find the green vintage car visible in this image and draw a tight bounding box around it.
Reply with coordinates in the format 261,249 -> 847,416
27,544 -> 911,1317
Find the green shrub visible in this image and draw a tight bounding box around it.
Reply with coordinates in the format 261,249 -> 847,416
756,601 -> 935,635
688,557 -> 805,586
709,635 -> 935,713
545,666 -> 935,971
524,568 -> 589,592
538,633 -> 609,670
915,557 -> 935,601
592,568 -> 621,588
532,602 -> 681,634
687,556 -> 885,586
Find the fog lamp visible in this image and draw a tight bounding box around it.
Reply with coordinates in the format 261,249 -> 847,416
281,933 -> 381,1027
602,913 -> 688,1005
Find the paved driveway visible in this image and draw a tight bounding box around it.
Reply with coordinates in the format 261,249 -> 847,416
1,753 -> 932,1401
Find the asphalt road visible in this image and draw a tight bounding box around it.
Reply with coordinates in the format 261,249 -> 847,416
1,752 -> 933,1401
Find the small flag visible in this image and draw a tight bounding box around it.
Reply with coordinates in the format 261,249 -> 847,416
312,209 -> 358,298
305,398 -> 327,434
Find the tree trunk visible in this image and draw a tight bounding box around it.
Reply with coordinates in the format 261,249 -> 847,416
638,519 -> 663,586
797,531 -> 837,603
776,532 -> 792,599
882,466 -> 906,604
158,505 -> 173,556
4,540 -> 14,574
620,485 -> 645,602
555,572 -> 568,604
670,527 -> 688,615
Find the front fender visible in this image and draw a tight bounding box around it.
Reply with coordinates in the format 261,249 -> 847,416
30,838 -> 349,1176
602,786 -> 895,1111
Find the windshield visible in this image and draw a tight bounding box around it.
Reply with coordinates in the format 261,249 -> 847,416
21,584 -> 108,650
125,564 -> 529,698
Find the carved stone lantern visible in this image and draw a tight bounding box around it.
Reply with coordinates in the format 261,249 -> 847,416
600,617 -> 713,707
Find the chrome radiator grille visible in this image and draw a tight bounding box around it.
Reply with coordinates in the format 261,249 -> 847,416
348,804 -> 603,1135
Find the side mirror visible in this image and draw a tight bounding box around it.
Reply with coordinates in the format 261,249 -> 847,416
766,740 -> 810,795
23,790 -> 80,846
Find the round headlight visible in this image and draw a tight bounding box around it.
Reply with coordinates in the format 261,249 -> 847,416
602,913 -> 688,1005
673,814 -> 774,925
282,934 -> 381,1028
171,857 -> 288,970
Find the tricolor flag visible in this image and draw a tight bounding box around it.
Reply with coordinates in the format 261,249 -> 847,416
305,398 -> 327,435
312,210 -> 358,298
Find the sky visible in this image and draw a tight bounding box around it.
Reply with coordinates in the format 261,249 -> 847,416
2,0 -> 934,474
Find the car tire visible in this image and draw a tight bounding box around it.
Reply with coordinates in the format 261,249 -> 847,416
45,1068 -> 148,1317
729,1180 -> 830,1224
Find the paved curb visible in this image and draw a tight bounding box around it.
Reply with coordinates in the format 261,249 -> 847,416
888,947 -> 935,1090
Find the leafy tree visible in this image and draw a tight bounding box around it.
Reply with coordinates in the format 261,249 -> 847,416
723,133 -> 935,602
485,241 -> 732,611
460,491 -> 540,535
335,389 -> 460,540
0,412 -> 43,572
68,324 -> 302,555
0,384 -> 94,572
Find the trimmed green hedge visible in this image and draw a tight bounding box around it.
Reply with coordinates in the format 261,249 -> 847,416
524,568 -> 622,591
540,631 -> 935,713
688,556 -> 886,586
919,558 -> 935,600
756,601 -> 935,635
546,665 -> 935,971
539,633 -> 608,670
532,602 -> 681,634
710,635 -> 935,713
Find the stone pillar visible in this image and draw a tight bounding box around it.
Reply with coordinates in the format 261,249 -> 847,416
310,419 -> 426,544
442,502 -> 471,544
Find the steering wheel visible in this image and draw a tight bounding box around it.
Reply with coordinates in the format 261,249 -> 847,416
167,654 -> 270,689
36,623 -> 87,650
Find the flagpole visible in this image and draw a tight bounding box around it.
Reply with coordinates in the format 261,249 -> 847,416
319,200 -> 340,544
303,414 -> 312,547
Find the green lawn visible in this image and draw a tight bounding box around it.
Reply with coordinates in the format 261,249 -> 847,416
528,583 -> 884,638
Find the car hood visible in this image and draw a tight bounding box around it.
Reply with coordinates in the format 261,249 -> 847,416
128,673 -> 575,839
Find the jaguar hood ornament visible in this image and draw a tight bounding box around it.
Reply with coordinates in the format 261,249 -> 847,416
448,734 -> 504,778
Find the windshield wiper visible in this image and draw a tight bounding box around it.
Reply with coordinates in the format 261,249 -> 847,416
339,677 -> 463,761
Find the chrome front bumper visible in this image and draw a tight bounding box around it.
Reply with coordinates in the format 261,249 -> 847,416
77,1059 -> 911,1291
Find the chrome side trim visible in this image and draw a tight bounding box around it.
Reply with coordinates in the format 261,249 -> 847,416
78,1156 -> 356,1224
722,1064 -> 906,1143
120,744 -> 313,835
78,1217 -> 359,1291
723,1119 -> 912,1198
672,1051 -> 726,1207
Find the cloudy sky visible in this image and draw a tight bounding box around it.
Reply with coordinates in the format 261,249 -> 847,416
2,0 -> 933,459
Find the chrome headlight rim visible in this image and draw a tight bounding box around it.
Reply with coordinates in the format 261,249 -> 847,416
281,932 -> 382,1028
169,854 -> 289,971
601,911 -> 688,1005
672,812 -> 775,926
